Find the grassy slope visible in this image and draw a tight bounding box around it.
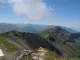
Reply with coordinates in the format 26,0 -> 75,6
64,45 -> 78,58
0,35 -> 19,59
63,39 -> 80,58
39,29 -> 50,36
39,27 -> 60,36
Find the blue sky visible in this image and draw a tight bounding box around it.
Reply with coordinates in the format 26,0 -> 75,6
0,0 -> 80,27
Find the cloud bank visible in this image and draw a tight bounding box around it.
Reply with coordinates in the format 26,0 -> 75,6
1,0 -> 56,20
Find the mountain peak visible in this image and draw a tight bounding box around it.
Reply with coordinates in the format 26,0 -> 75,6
52,26 -> 69,32
40,26 -> 74,44
54,26 -> 61,29
49,26 -> 70,36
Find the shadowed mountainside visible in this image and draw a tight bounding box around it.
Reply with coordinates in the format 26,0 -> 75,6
3,31 -> 63,56
39,26 -> 80,58
40,26 -> 75,44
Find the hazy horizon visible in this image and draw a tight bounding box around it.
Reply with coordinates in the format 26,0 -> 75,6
0,0 -> 80,27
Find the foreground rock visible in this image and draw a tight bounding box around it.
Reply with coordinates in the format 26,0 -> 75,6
20,47 -> 60,60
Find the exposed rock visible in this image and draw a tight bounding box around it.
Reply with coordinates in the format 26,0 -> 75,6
44,26 -> 75,44
20,47 -> 61,60
5,49 -> 32,60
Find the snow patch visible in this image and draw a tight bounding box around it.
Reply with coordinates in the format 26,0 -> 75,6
0,49 -> 4,57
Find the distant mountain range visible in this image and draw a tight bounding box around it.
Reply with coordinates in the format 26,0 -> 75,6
71,27 -> 80,32
0,23 -> 79,34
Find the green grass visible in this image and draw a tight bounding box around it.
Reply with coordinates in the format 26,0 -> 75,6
53,58 -> 80,60
39,29 -> 50,36
44,49 -> 60,60
75,39 -> 80,51
64,45 -> 78,58
0,35 -> 19,59
63,41 -> 80,58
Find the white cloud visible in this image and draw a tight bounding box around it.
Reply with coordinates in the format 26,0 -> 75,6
1,0 -> 56,20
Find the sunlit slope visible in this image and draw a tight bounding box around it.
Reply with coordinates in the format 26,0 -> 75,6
0,35 -> 19,59
39,28 -> 50,36
63,39 -> 80,58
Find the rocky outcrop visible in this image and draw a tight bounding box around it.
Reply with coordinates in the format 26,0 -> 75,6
45,26 -> 75,44
20,47 -> 61,60
5,50 -> 32,60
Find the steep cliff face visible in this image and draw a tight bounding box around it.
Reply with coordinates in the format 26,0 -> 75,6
3,31 -> 62,56
40,26 -> 75,44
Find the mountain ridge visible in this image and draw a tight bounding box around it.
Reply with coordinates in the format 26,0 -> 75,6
1,30 -> 64,59
39,26 -> 80,58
